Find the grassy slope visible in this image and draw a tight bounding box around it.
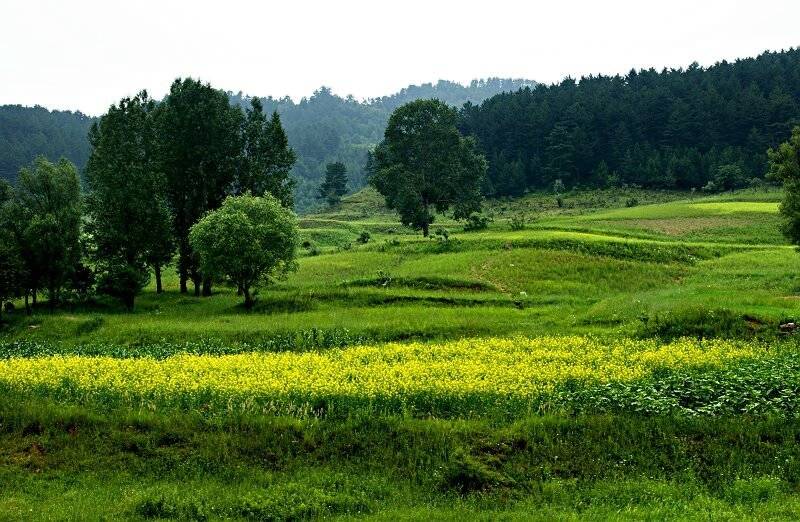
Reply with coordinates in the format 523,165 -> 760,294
2,186 -> 800,520
1,187 -> 796,347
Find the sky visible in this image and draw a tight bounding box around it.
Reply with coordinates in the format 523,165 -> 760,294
2,0 -> 799,116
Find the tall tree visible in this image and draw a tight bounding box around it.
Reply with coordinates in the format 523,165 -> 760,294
12,157 -> 81,310
238,98 -> 296,207
767,126 -> 800,247
155,78 -> 244,296
370,99 -> 487,236
0,180 -> 21,321
85,92 -> 173,309
318,161 -> 348,206
189,194 -> 298,310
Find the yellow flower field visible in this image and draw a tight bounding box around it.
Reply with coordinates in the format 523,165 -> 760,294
0,337 -> 765,415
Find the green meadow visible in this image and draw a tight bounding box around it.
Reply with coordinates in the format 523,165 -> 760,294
3,187 -> 796,347
2,187 -> 800,520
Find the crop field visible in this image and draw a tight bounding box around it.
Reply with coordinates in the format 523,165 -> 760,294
2,187 -> 800,519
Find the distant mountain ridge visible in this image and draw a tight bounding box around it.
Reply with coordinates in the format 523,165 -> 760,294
0,78 -> 536,210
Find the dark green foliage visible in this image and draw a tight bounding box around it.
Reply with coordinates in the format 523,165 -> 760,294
0,105 -> 92,183
463,213 -> 491,231
460,49 -> 800,195
712,163 -> 747,191
156,78 -> 244,296
238,98 -> 296,207
318,161 -> 348,206
441,448 -> 515,493
229,79 -> 534,211
0,231 -> 21,323
637,308 -> 776,341
356,231 -> 370,244
85,92 -> 171,310
768,126 -> 800,247
10,157 -> 81,309
371,99 -> 487,236
96,261 -> 151,311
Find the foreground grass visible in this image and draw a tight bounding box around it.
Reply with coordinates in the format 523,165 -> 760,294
4,397 -> 800,520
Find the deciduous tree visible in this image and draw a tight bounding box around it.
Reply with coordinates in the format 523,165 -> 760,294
156,78 -> 244,296
85,92 -> 173,309
370,100 -> 486,236
189,194 -> 298,310
767,126 -> 800,247
13,157 -> 81,310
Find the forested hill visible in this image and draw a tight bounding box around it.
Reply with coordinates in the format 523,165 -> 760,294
0,78 -> 532,211
228,78 -> 535,210
460,49 -> 800,196
0,105 -> 93,184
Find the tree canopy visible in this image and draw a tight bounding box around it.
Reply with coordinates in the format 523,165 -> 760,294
767,126 -> 800,247
318,162 -> 348,206
189,194 -> 298,310
9,157 -> 81,310
371,99 -> 487,236
84,91 -> 172,309
156,78 -> 245,296
460,49 -> 800,195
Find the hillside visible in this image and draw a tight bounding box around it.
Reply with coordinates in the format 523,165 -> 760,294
2,187 -> 800,518
3,186 -> 794,345
0,105 -> 93,182
0,78 -> 535,211
462,48 -> 800,196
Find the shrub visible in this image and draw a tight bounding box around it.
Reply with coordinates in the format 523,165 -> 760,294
357,231 -> 371,244
637,308 -> 773,340
433,227 -> 450,242
510,214 -> 526,231
625,198 -> 638,207
463,213 -> 491,232
441,448 -> 514,493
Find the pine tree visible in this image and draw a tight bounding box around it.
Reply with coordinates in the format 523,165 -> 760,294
318,162 -> 348,206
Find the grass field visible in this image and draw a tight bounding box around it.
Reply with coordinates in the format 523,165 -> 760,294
2,186 -> 800,519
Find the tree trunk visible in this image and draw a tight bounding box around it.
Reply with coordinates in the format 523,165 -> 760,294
243,286 -> 254,311
202,276 -> 212,297
48,287 -> 56,313
155,265 -> 163,294
422,221 -> 430,237
123,292 -> 135,311
193,279 -> 200,297
24,293 -> 30,315
237,282 -> 244,296
179,268 -> 188,293
32,290 -> 37,306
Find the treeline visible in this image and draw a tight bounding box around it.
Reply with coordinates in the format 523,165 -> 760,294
460,49 -> 800,195
1,80 -> 531,212
223,79 -> 534,210
0,78 -> 297,313
0,105 -> 92,182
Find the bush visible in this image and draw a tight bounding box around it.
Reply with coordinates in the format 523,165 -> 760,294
510,214 -> 526,231
625,198 -> 639,207
463,213 -> 491,232
441,448 -> 514,493
433,227 -> 450,242
356,231 -> 371,244
637,308 -> 774,340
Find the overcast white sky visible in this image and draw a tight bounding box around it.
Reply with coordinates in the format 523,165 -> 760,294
2,0 -> 799,115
